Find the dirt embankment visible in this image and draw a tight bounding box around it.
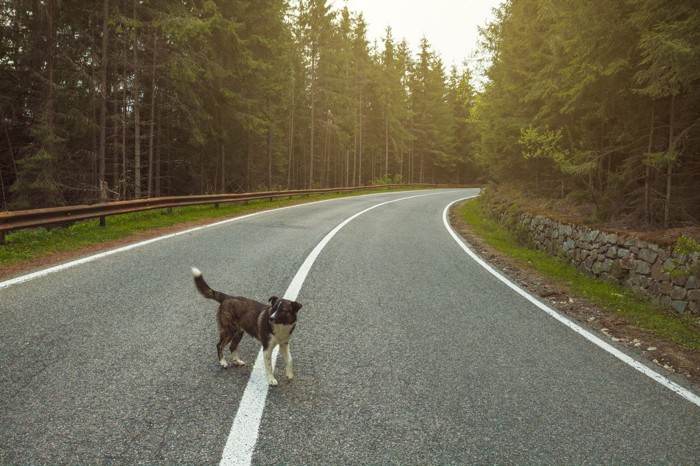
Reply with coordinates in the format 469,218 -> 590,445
481,183 -> 700,247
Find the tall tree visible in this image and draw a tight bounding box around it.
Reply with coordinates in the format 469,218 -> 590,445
298,0 -> 333,188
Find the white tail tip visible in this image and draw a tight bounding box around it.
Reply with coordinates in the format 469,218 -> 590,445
191,267 -> 202,277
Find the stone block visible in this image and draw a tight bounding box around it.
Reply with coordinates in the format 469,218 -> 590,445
563,238 -> 575,252
670,286 -> 687,300
605,232 -> 618,244
602,259 -> 613,273
663,258 -> 675,272
671,301 -> 688,313
647,281 -> 661,297
638,248 -> 658,264
621,255 -> 635,270
611,260 -> 626,279
651,259 -> 664,281
660,280 -> 673,295
636,261 -> 651,275
672,274 -> 688,287
628,273 -> 642,287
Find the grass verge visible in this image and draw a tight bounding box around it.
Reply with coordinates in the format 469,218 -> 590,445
0,189 -> 397,268
459,198 -> 700,351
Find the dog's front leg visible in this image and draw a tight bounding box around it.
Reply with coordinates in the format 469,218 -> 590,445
263,346 -> 278,386
280,342 -> 293,380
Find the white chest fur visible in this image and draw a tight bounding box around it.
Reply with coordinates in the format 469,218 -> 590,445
270,323 -> 295,345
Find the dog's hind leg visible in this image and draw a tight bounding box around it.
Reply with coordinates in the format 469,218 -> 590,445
279,342 -> 293,380
217,330 -> 232,368
229,329 -> 246,366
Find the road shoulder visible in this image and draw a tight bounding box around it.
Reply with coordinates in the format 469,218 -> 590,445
449,202 -> 700,389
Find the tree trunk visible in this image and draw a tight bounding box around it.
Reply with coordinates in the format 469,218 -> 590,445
112,55 -> 120,197
220,143 -> 226,193
323,111 -> 330,187
46,0 -> 57,191
385,111 -> 389,177
287,75 -> 295,189
155,97 -> 162,197
267,125 -> 273,190
644,100 -> 655,224
358,87 -> 363,186
663,94 -> 675,228
147,34 -> 157,198
309,51 -> 316,188
97,0 -> 109,201
246,137 -> 253,191
133,0 -> 141,198
121,37 -> 128,198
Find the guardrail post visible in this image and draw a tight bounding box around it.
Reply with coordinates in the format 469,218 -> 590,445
0,231 -> 5,245
99,216 -> 106,227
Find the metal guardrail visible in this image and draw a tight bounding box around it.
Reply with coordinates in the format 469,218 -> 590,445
0,184 -> 435,243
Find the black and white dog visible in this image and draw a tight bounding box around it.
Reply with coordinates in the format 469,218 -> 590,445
192,267 -> 302,386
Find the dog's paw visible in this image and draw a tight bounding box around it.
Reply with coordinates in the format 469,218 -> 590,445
220,358 -> 229,369
285,369 -> 294,380
232,359 -> 246,366
267,377 -> 278,386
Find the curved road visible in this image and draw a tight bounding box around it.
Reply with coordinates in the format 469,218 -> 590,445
1,189 -> 699,464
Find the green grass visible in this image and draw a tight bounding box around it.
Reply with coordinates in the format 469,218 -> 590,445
0,189 -> 398,268
459,198 -> 700,351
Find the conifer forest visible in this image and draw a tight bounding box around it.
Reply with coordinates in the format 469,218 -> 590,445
1,0 -> 699,228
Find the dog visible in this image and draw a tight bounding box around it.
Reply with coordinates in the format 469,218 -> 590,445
191,267 -> 302,386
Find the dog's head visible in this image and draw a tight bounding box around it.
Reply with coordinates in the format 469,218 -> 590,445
268,296 -> 302,325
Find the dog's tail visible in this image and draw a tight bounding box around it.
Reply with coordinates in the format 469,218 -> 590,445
192,267 -> 228,303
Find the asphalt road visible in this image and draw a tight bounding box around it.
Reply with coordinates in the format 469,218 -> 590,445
1,188 -> 699,464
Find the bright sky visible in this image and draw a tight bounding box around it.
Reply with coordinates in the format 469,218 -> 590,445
337,0 -> 504,70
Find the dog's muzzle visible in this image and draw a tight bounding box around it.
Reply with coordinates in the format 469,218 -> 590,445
269,303 -> 282,323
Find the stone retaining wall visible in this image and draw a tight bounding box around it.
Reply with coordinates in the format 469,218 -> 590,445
487,205 -> 700,315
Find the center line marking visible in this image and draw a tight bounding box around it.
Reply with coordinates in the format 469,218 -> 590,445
219,191 -> 444,466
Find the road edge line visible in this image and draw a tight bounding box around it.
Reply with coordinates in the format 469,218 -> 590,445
0,193 -> 398,291
442,197 -> 700,408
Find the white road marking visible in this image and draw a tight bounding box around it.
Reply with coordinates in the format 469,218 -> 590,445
442,197 -> 700,408
0,211 -> 274,290
219,191 -> 441,466
0,189 -> 464,463
0,194 -> 379,290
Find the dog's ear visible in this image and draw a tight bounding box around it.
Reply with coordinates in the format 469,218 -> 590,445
268,296 -> 279,305
292,301 -> 302,313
